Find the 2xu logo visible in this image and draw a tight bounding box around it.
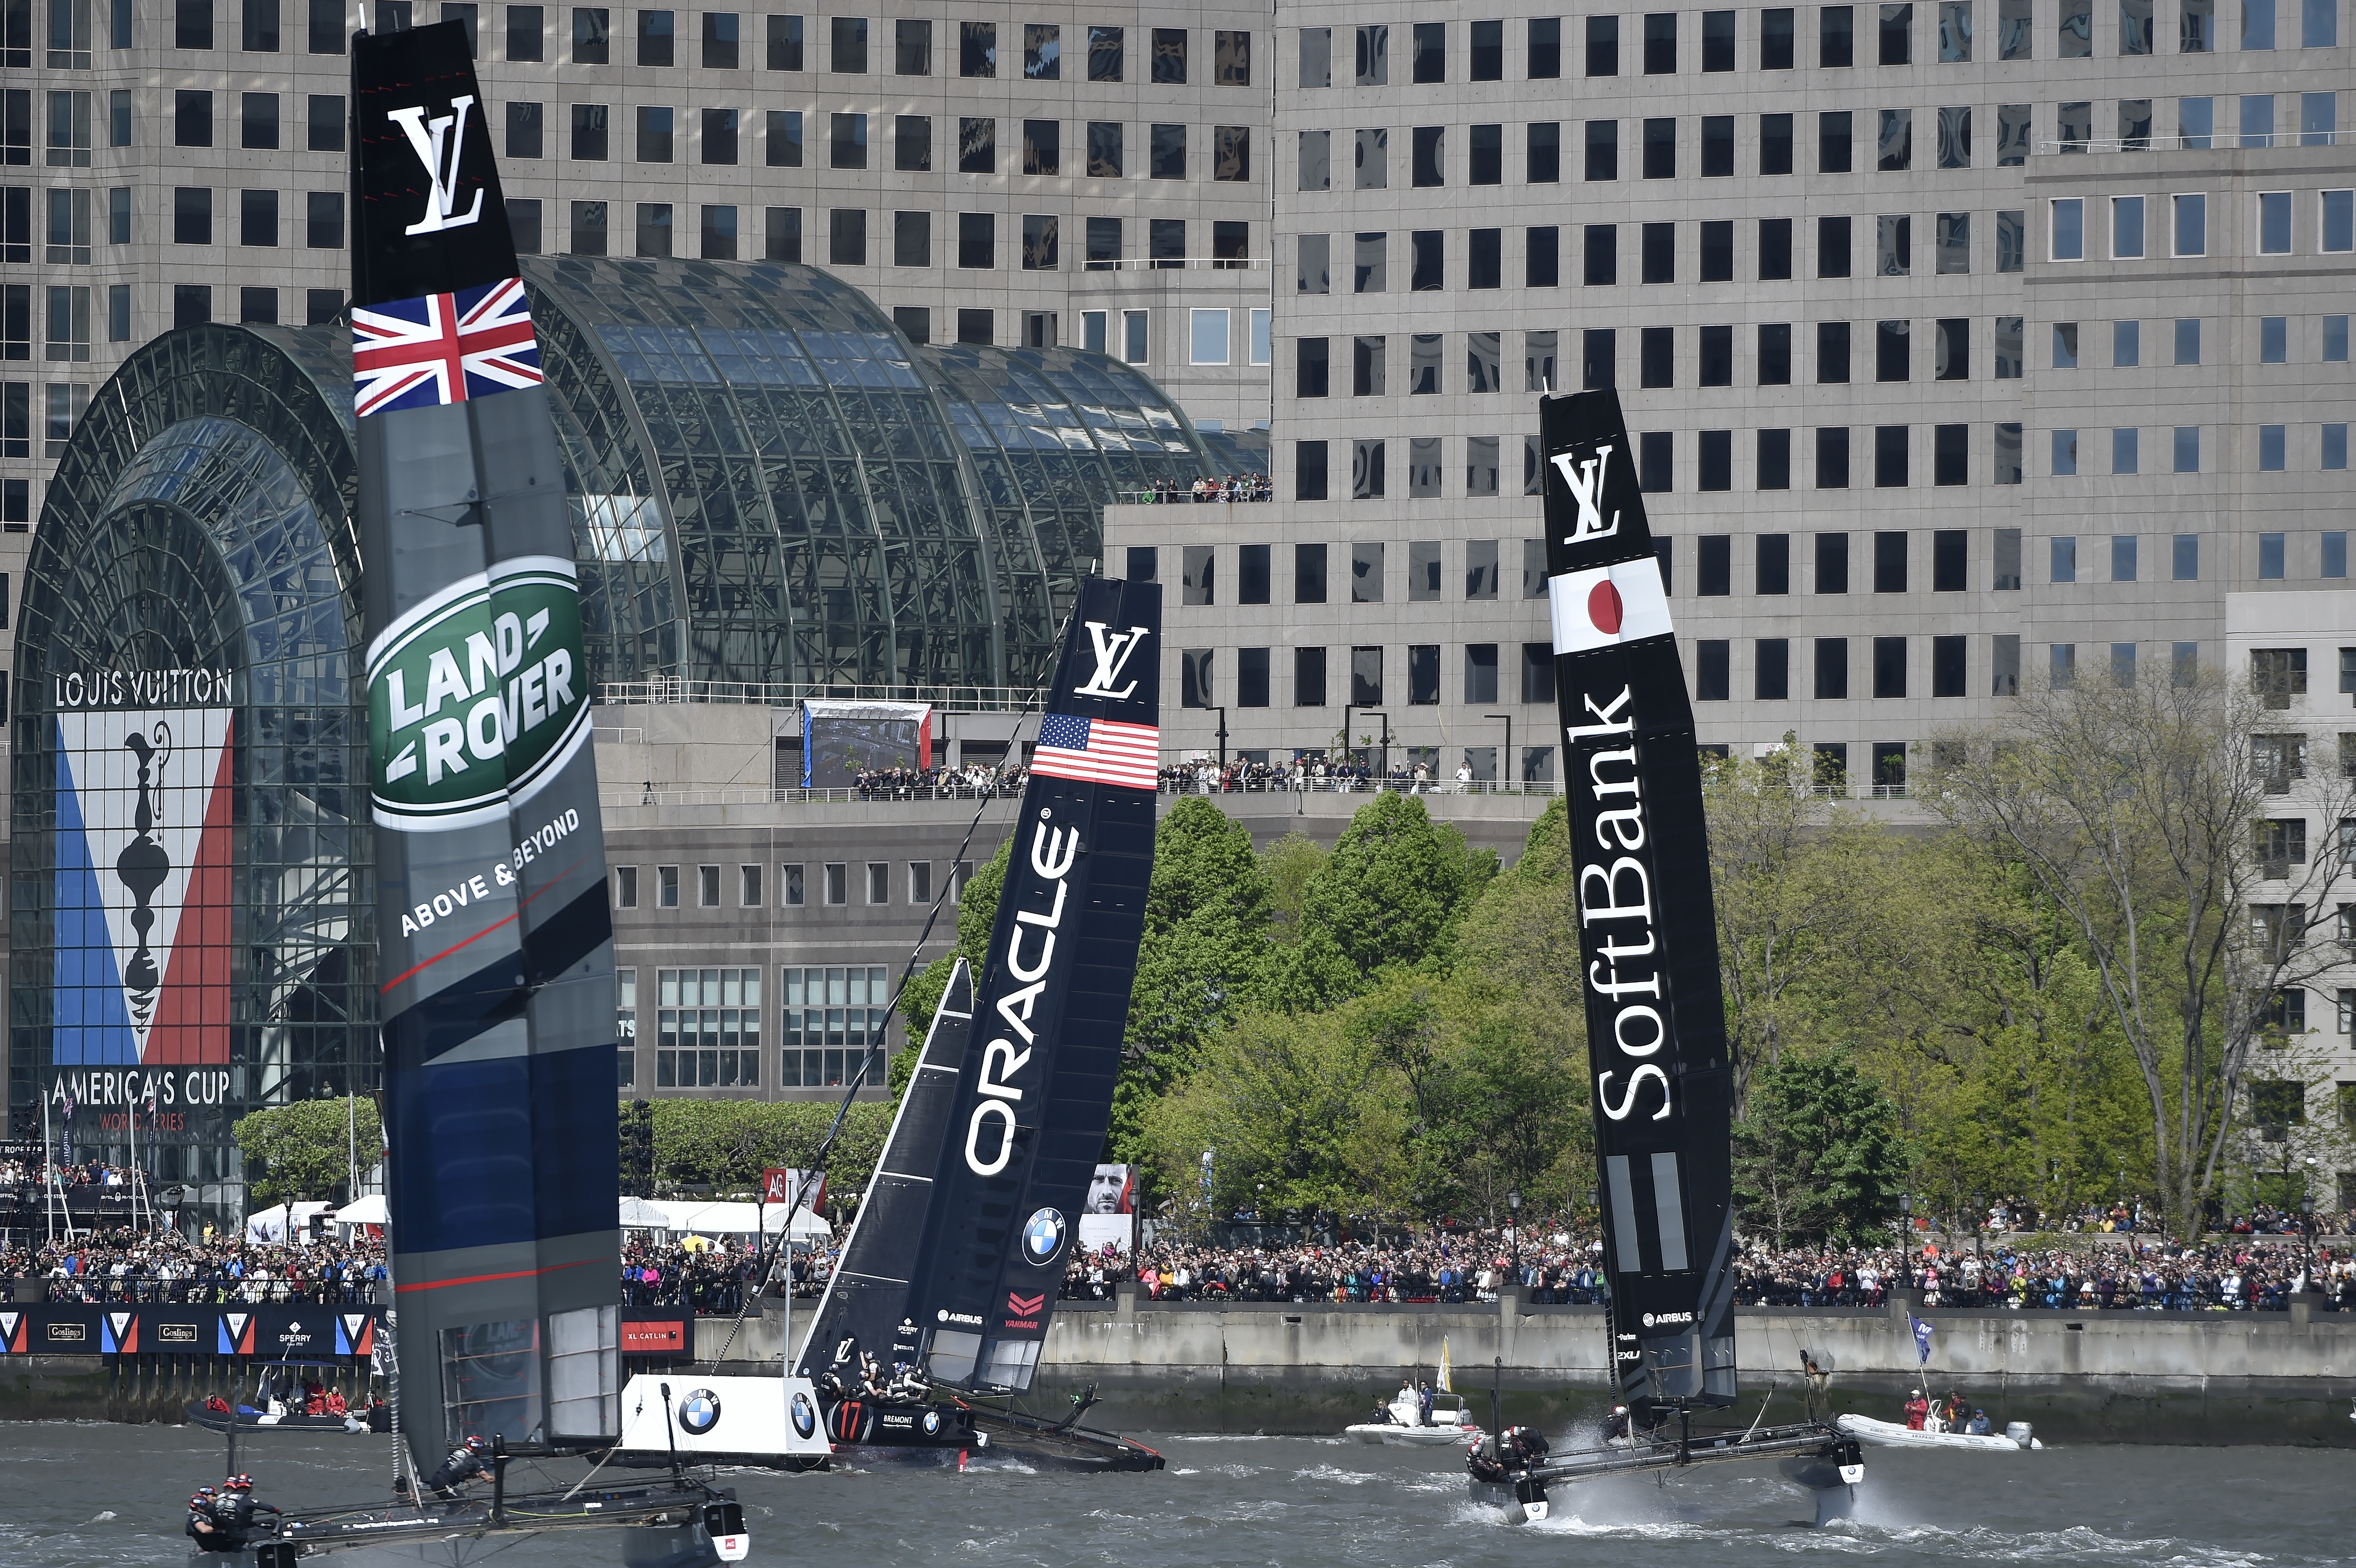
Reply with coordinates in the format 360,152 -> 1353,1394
365,555 -> 591,832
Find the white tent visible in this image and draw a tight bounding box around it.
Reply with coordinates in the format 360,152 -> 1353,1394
644,1198 -> 830,1241
328,1194 -> 389,1225
244,1201 -> 335,1244
617,1196 -> 672,1230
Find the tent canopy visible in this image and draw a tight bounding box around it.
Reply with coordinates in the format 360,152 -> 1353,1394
327,1194 -> 388,1225
243,1201 -> 335,1243
635,1198 -> 830,1240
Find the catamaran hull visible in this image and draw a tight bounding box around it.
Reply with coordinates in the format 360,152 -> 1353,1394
826,1407 -> 1162,1472
1466,1476 -> 1551,1524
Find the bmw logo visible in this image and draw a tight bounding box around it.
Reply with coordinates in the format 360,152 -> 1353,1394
1020,1207 -> 1068,1266
790,1391 -> 817,1440
679,1388 -> 721,1436
1642,1313 -> 1655,1328
936,1308 -> 948,1322
922,1409 -> 942,1436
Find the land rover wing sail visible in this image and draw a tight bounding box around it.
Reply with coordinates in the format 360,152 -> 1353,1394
792,959 -> 977,1379
1539,389 -> 1738,1411
353,20 -> 622,1474
910,578 -> 1161,1393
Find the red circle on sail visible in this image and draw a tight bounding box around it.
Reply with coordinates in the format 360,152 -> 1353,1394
1587,580 -> 1625,634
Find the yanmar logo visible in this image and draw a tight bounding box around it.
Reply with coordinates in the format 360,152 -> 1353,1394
1006,1292 -> 1046,1316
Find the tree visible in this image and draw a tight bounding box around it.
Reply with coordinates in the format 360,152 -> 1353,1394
1292,793 -> 1496,993
235,1097 -> 381,1205
1706,742 -> 1893,1099
1731,1049 -> 1911,1247
1260,831 -> 1329,946
623,1098 -> 895,1205
1924,667 -> 2356,1236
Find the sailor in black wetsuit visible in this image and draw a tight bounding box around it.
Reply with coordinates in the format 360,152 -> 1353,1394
427,1435 -> 492,1502
184,1488 -> 225,1552
220,1472 -> 282,1546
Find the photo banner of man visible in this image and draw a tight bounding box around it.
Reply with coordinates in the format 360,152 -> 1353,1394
1077,1163 -> 1138,1257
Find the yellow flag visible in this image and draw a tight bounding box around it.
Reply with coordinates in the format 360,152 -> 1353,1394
1438,1336 -> 1453,1393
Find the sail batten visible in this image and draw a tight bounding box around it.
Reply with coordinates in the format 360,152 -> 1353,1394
353,20 -> 622,1473
1539,389 -> 1739,1411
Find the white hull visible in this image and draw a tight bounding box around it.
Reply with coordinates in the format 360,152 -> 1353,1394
1836,1413 -> 2040,1451
1344,1422 -> 1478,1446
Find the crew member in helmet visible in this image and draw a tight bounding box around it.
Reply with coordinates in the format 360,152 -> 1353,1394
185,1488 -> 224,1551
220,1472 -> 281,1545
1604,1404 -> 1633,1443
427,1435 -> 493,1502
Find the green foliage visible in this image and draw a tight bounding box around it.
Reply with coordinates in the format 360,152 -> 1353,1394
1731,1048 -> 1912,1247
619,1098 -> 896,1202
234,1098 -> 381,1205
1293,794 -> 1497,995
1259,832 -> 1329,946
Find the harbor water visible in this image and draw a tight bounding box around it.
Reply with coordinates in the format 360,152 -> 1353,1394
1,1422 -> 2346,1567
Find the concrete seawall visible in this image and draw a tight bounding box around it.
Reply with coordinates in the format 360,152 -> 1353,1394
9,1294 -> 2350,1443
715,1291 -> 2356,1445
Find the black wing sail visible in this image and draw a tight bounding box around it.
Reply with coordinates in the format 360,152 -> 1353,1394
909,577 -> 1161,1393
1539,390 -> 1738,1411
792,959 -> 976,1379
352,22 -> 622,1474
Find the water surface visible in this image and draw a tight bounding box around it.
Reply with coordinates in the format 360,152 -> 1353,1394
3,1422 -> 2344,1566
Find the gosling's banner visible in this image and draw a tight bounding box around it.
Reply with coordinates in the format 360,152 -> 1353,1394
1539,390 -> 1738,1411
353,20 -> 620,1477
908,579 -> 1161,1393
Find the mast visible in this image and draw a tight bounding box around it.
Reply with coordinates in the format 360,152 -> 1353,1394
908,577 -> 1161,1393
1538,390 -> 1739,1413
351,21 -> 623,1475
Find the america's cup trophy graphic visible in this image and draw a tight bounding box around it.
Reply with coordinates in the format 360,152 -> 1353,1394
116,722 -> 173,1030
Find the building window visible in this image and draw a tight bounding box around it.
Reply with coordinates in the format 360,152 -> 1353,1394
780,965 -> 889,1089
822,862 -> 847,904
656,967 -> 763,1089
656,864 -> 680,907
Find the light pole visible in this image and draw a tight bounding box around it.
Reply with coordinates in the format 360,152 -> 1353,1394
1484,714 -> 1513,789
1211,705 -> 1229,773
1506,1187 -> 1522,1288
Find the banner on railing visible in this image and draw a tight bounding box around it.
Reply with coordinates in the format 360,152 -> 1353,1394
0,1304 -> 387,1357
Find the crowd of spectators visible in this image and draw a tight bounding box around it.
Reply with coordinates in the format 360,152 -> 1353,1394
1,1225 -> 387,1304
1052,1221 -> 2356,1314
846,763 -> 1027,801
1156,756 -> 1523,795
1130,474 -> 1271,503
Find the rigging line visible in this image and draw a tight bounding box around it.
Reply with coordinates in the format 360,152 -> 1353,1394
707,592 -> 1084,1368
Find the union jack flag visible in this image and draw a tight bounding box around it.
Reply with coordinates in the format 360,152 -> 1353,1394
351,276 -> 542,418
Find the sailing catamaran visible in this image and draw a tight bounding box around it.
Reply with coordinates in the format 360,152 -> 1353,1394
602,578 -> 1166,1476
1464,388 -> 1864,1526
178,20 -> 744,1564
675,577 -> 1167,1472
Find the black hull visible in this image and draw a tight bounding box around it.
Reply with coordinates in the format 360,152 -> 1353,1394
830,1401 -> 1163,1472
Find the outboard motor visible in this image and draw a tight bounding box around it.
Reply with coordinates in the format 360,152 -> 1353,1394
2004,1421 -> 2035,1450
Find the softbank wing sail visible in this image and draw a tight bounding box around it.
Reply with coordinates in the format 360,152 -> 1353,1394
1540,390 -> 1738,1411
792,959 -> 976,1379
353,22 -> 621,1473
912,579 -> 1161,1393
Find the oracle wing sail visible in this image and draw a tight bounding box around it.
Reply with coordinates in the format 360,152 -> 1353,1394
790,959 -> 976,1380
909,577 -> 1161,1393
1539,389 -> 1738,1412
352,21 -> 622,1476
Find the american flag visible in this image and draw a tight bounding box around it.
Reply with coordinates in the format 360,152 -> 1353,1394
351,276 -> 543,418
1031,713 -> 1159,790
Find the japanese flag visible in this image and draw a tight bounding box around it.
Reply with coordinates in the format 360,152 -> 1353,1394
1550,558 -> 1674,655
